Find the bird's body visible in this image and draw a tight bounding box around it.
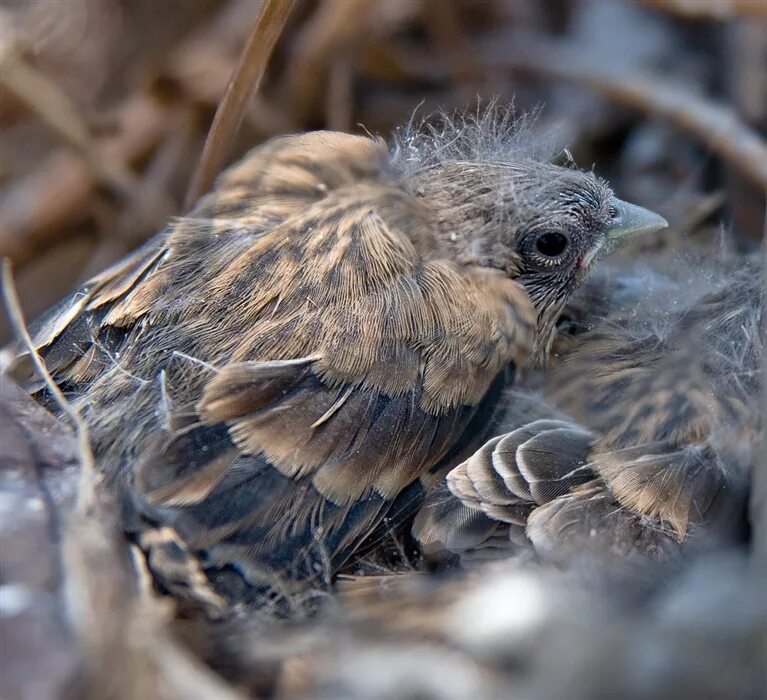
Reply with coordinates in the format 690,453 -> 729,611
535,257 -> 760,557
415,255 -> 761,566
10,117 -> 662,598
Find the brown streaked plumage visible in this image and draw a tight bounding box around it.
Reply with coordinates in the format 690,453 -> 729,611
8,112 -> 664,599
415,257 -> 760,565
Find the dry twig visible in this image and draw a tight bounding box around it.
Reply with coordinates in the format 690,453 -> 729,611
1,94 -> 174,268
1,260 -> 96,507
638,0 -> 767,20
0,52 -> 141,200
185,0 -> 297,208
482,33 -> 767,193
280,0 -> 371,124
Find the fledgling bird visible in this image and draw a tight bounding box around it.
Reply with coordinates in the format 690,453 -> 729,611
8,111 -> 666,600
414,255 -> 761,567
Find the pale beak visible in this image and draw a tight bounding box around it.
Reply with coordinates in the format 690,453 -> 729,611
602,198 -> 668,255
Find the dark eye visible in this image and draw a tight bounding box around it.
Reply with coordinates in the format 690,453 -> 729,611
535,231 -> 569,257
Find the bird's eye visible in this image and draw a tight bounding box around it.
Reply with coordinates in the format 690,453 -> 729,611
535,231 -> 569,257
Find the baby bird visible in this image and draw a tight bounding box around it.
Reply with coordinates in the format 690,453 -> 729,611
414,256 -> 761,567
9,112 -> 666,598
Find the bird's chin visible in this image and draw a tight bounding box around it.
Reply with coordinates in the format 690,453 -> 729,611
531,304 -> 566,368
575,257 -> 599,287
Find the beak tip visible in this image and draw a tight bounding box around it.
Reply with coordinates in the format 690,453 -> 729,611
650,212 -> 669,232
607,199 -> 669,243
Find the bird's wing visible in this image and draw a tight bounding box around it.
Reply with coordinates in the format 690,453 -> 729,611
526,441 -> 750,567
129,208 -> 534,586
523,434 -> 745,567
542,336 -> 738,540
11,131 -> 537,590
586,440 -> 744,539
413,418 -> 594,555
415,418 -> 745,563
525,482 -> 684,565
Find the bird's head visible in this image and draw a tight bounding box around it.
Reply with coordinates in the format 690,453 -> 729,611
394,109 -> 667,358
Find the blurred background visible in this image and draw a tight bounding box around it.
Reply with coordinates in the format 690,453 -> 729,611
1,0 -> 765,341
1,3 -> 766,698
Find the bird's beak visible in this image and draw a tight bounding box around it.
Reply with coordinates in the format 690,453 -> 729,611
602,199 -> 668,254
